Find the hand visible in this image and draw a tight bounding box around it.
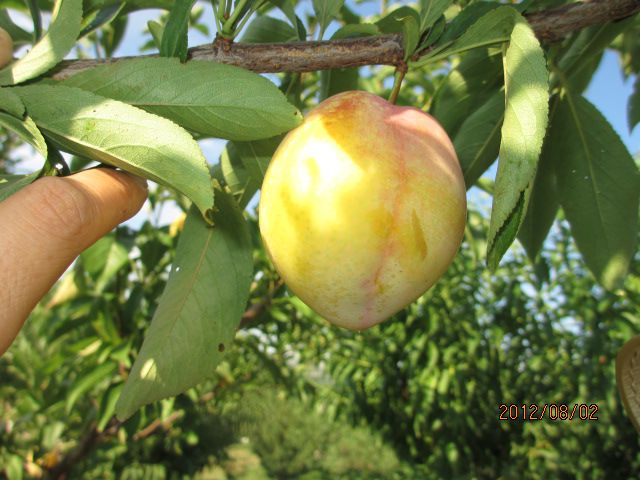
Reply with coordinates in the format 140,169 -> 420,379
0,168 -> 147,355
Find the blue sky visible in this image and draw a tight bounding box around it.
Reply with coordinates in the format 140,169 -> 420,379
585,50 -> 639,154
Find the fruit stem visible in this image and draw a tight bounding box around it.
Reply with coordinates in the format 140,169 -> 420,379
388,63 -> 407,105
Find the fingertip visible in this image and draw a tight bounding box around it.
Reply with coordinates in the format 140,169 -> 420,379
65,168 -> 148,227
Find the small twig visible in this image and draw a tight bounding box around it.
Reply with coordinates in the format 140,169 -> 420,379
46,418 -> 120,479
133,411 -> 184,441
239,279 -> 284,329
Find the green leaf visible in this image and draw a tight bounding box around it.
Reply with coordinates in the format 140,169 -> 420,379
62,58 -> 303,141
213,137 -> 279,209
213,143 -> 249,205
320,68 -> 359,101
5,455 -> 23,480
0,86 -> 24,117
517,126 -> 559,261
80,233 -> 130,293
160,0 -> 196,62
418,6 -> 516,66
79,2 -> 126,38
16,84 -> 214,221
312,0 -> 344,39
430,49 -> 503,137
563,52 -> 602,94
419,0 -> 452,33
292,15 -> 307,42
376,6 -> 420,35
66,362 -> 117,413
0,0 -> 83,86
97,383 -> 123,432
437,2 -> 500,45
0,111 -> 47,158
454,89 -> 504,187
401,14 -> 420,61
487,16 -> 549,270
553,93 -> 639,289
630,76 -> 640,132
318,25 -> 374,101
26,0 -> 42,40
115,191 -> 253,420
234,137 -> 280,200
558,18 -> 635,85
418,15 -> 445,50
265,0 -> 297,29
102,13 -> 128,57
241,15 -> 298,44
147,19 -> 164,49
332,23 -> 379,39
0,172 -> 39,202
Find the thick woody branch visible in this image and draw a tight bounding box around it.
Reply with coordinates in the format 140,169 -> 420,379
50,0 -> 639,80
526,0 -> 639,42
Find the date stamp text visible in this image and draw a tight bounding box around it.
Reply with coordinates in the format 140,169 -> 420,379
498,403 -> 599,421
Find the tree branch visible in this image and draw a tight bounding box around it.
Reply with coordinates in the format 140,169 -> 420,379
49,0 -> 639,80
526,0 -> 639,43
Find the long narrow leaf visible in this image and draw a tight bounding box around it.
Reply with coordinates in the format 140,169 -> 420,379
16,84 -> 214,220
487,15 -> 549,269
419,0 -> 452,33
0,111 -> 47,158
0,0 -> 82,85
115,190 -> 253,420
454,89 -> 504,187
62,58 -> 302,141
0,87 -> 25,117
160,0 -> 196,62
553,93 -> 639,289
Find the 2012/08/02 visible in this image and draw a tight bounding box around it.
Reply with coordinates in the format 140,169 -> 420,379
499,403 -> 599,421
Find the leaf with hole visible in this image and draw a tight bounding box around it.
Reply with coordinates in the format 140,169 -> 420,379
115,190 -> 253,420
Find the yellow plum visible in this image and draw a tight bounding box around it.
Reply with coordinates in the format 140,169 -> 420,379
259,91 -> 466,330
0,27 -> 12,69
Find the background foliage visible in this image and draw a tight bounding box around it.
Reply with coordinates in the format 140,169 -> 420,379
0,0 -> 639,478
